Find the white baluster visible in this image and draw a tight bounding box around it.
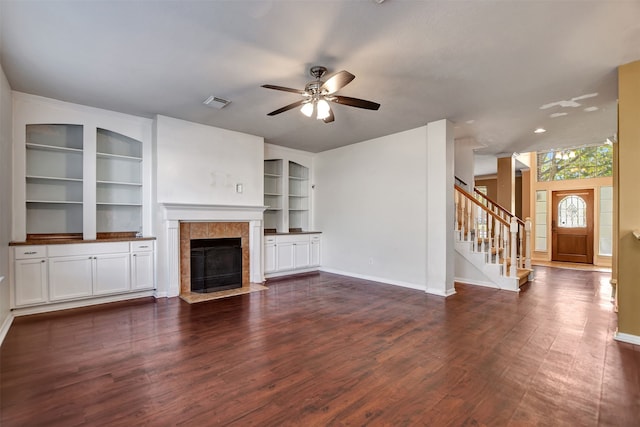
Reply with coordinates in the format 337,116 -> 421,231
510,218 -> 518,277
518,223 -> 524,268
487,212 -> 493,261
467,198 -> 472,243
503,223 -> 509,275
525,217 -> 532,269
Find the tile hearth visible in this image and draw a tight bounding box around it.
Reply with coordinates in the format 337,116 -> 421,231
179,283 -> 268,304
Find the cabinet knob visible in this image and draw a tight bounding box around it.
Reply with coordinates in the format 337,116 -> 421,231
133,254 -> 137,257
41,260 -> 46,263
89,256 -> 92,259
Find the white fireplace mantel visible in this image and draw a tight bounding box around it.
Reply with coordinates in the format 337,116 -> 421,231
159,203 -> 267,297
162,203 -> 267,222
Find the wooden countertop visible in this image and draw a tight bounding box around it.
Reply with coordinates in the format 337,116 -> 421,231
264,231 -> 322,236
10,237 -> 156,246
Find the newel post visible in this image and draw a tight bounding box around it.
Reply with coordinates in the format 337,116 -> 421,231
525,217 -> 532,269
510,218 -> 518,277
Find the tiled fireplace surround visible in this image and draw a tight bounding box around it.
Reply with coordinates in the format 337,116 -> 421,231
179,222 -> 249,295
161,203 -> 265,298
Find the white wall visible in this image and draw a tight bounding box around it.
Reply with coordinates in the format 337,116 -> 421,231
155,115 -> 264,206
315,127 -> 428,289
0,64 -> 13,343
454,138 -> 476,192
153,116 -> 265,297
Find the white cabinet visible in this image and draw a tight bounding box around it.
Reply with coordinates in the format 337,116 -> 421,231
49,255 -> 94,301
131,241 -> 154,290
264,233 -> 321,277
11,240 -> 155,310
294,240 -> 311,269
311,235 -> 321,267
94,253 -> 131,295
13,245 -> 48,307
276,241 -> 295,271
264,236 -> 277,273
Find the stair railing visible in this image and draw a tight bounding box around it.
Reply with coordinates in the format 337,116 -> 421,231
473,189 -> 532,270
455,185 -> 532,276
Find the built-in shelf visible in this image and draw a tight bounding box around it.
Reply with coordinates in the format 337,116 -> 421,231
26,200 -> 83,204
96,128 -> 143,233
96,202 -> 142,206
25,124 -> 84,234
97,180 -> 142,186
97,152 -> 142,161
264,159 -> 284,232
288,161 -> 309,231
27,175 -> 83,182
26,143 -> 83,153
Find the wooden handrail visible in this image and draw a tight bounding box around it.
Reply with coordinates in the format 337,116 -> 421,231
473,188 -> 525,226
455,185 -> 510,227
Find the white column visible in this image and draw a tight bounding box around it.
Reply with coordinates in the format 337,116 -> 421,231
249,220 -> 263,283
426,119 -> 456,297
166,219 -> 180,297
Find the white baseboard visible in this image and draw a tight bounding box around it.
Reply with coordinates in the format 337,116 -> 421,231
0,312 -> 14,347
11,290 -> 156,317
614,331 -> 640,345
454,276 -> 499,289
319,267 -> 425,292
265,267 -> 320,279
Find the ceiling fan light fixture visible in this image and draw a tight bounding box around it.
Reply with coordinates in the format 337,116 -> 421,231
316,99 -> 330,120
300,102 -> 314,117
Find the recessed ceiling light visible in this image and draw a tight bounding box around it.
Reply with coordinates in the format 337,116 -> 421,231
534,128 -> 546,134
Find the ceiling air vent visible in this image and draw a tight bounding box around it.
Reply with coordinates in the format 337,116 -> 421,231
203,95 -> 231,109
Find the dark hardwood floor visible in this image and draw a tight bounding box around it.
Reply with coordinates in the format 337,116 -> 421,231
1,268 -> 639,426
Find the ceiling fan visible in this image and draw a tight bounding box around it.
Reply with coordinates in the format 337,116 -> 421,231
262,66 -> 380,123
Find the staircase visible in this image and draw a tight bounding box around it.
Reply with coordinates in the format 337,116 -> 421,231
454,185 -> 533,292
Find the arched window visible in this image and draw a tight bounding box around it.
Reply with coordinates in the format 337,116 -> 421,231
558,195 -> 587,228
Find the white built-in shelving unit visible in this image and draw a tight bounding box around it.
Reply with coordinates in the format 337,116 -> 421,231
288,161 -> 309,231
263,157 -> 311,233
263,159 -> 283,231
25,124 -> 84,234
96,128 -> 143,233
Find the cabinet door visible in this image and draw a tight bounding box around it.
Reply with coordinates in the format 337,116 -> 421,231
276,242 -> 295,271
49,256 -> 93,301
264,242 -> 277,273
131,251 -> 154,290
14,258 -> 48,306
311,240 -> 321,267
94,253 -> 131,295
294,241 -> 311,269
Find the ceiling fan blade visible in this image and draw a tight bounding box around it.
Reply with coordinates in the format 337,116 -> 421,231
323,106 -> 335,123
267,100 -> 305,116
321,70 -> 355,95
331,96 -> 380,110
261,84 -> 306,95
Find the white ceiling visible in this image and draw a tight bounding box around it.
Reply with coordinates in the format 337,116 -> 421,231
1,1 -> 639,154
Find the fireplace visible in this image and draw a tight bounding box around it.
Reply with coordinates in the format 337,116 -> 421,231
160,203 -> 266,298
179,221 -> 250,296
190,238 -> 242,293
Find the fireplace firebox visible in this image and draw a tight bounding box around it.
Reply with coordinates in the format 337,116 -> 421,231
190,238 -> 242,293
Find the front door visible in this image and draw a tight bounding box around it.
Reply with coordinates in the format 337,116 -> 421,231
551,189 -> 594,263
